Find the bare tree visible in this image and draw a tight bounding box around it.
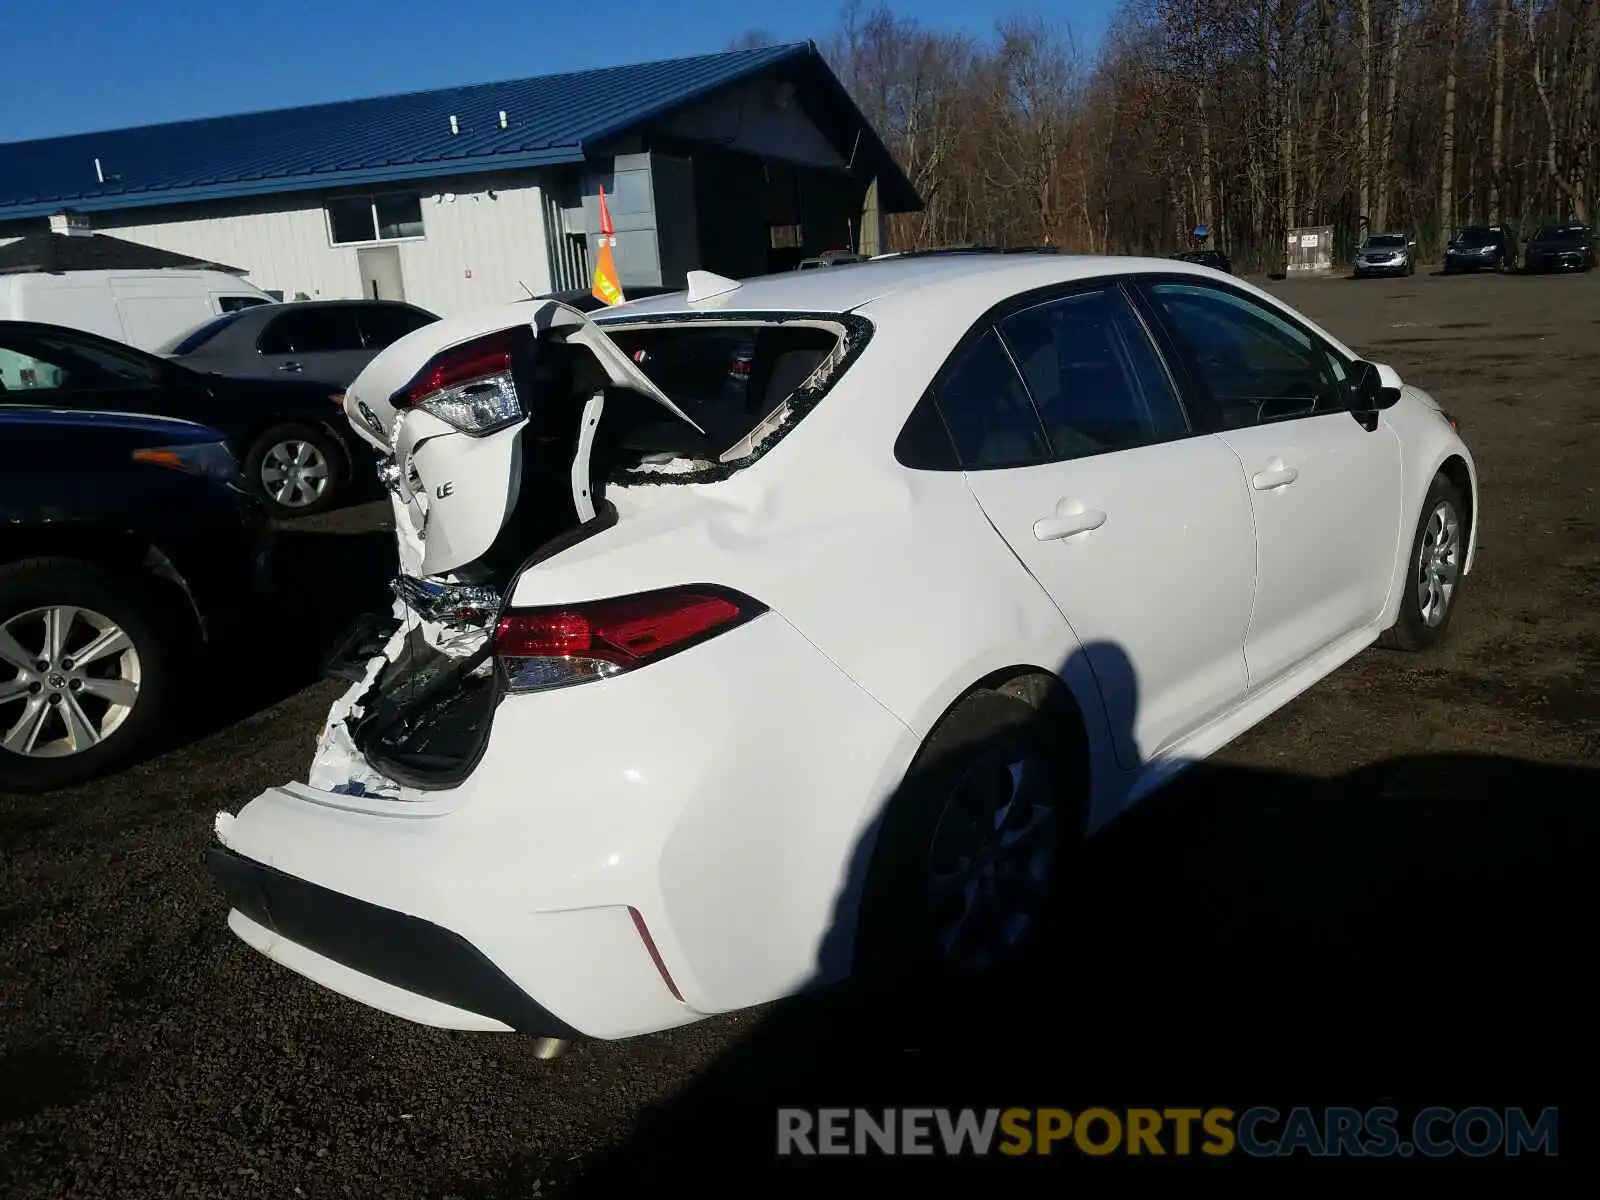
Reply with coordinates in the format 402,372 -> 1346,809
1490,0 -> 1509,221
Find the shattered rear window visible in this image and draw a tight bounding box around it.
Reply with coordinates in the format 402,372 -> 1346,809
597,312 -> 871,483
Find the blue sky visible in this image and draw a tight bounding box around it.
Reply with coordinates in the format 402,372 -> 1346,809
0,0 -> 1116,143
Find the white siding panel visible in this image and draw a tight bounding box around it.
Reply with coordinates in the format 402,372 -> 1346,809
95,169 -> 554,318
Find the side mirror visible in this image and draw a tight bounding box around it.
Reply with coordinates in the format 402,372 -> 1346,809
1350,360 -> 1404,412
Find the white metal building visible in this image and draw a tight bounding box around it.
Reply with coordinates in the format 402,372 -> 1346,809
0,44 -> 919,317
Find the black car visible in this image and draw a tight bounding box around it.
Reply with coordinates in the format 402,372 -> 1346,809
1171,248 -> 1233,274
0,320 -> 371,518
160,299 -> 438,387
1443,224 -> 1517,274
0,407 -> 274,791
1522,223 -> 1595,273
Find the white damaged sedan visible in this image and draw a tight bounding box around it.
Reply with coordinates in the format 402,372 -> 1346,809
207,255 -> 1478,1041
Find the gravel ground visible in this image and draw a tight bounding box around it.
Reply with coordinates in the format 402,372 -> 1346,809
2,268 -> 1595,1193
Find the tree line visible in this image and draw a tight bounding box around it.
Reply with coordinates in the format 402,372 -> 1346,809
742,0 -> 1599,270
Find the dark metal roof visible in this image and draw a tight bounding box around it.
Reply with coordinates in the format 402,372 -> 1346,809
0,43 -> 920,220
0,231 -> 244,275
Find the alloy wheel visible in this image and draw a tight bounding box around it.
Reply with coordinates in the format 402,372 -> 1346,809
261,439 -> 331,508
1417,501 -> 1462,627
0,606 -> 142,757
926,748 -> 1059,972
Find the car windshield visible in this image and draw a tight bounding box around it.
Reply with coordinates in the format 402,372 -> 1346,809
1533,225 -> 1585,244
159,309 -> 249,355
596,317 -> 855,462
1366,235 -> 1406,248
1454,228 -> 1496,247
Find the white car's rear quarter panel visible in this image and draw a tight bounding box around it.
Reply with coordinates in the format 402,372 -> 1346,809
220,608 -> 920,1033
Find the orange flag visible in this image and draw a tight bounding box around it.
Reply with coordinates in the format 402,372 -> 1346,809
591,185 -> 625,306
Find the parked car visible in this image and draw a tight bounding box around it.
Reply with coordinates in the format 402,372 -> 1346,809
0,407 -> 274,790
796,250 -> 866,269
1521,223 -> 1595,273
1443,224 -> 1517,273
1170,248 -> 1233,274
0,320 -> 371,517
160,299 -> 439,388
1351,232 -> 1416,277
0,268 -> 275,352
207,256 -> 1477,1045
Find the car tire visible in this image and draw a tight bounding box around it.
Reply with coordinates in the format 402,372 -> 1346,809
0,558 -> 186,792
244,423 -> 347,519
1378,474 -> 1468,653
852,689 -> 1086,993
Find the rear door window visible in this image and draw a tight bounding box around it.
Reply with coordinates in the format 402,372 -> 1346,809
258,308 -> 364,354
998,286 -> 1188,459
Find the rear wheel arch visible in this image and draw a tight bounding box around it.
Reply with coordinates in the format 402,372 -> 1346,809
0,525 -> 203,642
1437,454 -> 1475,558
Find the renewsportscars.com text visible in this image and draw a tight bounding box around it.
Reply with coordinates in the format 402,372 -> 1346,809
777,1106 -> 1559,1158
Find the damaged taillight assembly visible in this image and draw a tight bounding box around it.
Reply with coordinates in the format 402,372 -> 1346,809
493,585 -> 766,692
392,328 -> 527,435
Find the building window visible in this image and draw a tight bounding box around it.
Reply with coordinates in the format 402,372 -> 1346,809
769,223 -> 803,249
326,193 -> 425,245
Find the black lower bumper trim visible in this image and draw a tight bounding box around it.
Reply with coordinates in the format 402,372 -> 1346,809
204,844 -> 578,1038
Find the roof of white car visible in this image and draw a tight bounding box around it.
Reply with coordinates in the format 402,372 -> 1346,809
595,253 -> 1219,322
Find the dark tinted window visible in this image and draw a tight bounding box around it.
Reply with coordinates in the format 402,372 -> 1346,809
357,305 -> 436,349
1142,281 -> 1348,428
375,194 -> 425,240
257,308 -> 364,355
933,328 -> 1050,468
1533,225 -> 1586,244
164,310 -> 249,355
1454,227 -> 1496,247
219,295 -> 272,313
999,287 -> 1187,459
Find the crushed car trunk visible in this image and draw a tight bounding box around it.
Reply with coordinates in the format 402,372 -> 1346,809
314,299 -> 864,793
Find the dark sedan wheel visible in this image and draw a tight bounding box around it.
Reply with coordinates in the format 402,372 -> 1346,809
0,559 -> 182,791
244,423 -> 347,518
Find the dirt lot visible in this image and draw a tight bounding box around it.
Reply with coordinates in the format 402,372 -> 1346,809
1,269 -> 1595,1193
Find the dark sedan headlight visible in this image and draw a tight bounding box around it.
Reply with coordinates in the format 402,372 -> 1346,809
132,441 -> 240,486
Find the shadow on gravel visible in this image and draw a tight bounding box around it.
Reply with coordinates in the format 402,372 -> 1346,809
550,750 -> 1595,1193
166,524 -> 395,751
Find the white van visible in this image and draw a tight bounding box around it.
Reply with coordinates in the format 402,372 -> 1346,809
0,269 -> 276,352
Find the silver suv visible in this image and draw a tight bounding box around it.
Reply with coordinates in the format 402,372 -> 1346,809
1353,232 -> 1417,277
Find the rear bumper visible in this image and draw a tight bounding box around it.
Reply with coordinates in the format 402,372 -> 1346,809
209,610 -> 920,1038
205,844 -> 577,1035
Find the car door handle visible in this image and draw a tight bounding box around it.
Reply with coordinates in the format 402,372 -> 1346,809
1251,465 -> 1299,491
1033,508 -> 1107,541
278,361 -> 303,372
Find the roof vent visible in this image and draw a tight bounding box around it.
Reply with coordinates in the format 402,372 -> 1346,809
449,114 -> 460,135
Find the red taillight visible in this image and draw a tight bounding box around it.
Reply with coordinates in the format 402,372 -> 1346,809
493,586 -> 764,691
398,329 -> 518,409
